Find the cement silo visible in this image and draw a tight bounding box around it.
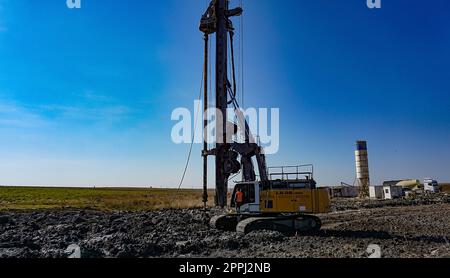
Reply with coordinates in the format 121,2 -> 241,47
355,141 -> 370,198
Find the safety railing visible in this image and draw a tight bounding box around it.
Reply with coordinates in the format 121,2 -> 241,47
268,164 -> 314,181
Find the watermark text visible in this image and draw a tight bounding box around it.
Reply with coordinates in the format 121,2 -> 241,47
66,0 -> 81,9
171,100 -> 280,155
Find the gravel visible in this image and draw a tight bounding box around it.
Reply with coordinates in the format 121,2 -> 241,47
0,197 -> 449,258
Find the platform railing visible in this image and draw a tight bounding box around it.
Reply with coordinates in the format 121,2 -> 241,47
268,164 -> 314,181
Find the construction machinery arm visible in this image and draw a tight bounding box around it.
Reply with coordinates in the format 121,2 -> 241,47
225,18 -> 268,183
229,105 -> 269,182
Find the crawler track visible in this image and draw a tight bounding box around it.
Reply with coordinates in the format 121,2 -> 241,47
236,215 -> 321,234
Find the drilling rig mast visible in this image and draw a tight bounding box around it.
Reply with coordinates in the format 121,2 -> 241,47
200,0 -> 243,207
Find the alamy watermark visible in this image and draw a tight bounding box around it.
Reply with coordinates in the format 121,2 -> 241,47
66,1 -> 379,10
171,100 -> 280,155
367,244 -> 382,258
66,0 -> 81,9
367,0 -> 381,9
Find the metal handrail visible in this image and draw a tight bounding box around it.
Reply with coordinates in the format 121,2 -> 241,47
268,164 -> 314,181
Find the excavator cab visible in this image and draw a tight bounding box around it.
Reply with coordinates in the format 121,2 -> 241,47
230,182 -> 260,213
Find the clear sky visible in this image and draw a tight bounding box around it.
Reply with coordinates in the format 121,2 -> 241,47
0,0 -> 449,187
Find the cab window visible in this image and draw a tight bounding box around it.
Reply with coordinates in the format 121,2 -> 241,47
231,184 -> 256,205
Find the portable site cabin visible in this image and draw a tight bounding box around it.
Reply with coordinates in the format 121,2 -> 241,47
369,185 -> 384,199
370,185 -> 403,200
383,185 -> 403,200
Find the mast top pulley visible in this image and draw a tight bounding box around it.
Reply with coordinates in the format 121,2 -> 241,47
200,0 -> 242,35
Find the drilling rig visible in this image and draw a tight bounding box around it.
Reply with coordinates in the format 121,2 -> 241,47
200,0 -> 331,234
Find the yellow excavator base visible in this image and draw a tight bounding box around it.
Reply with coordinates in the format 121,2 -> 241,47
259,188 -> 331,214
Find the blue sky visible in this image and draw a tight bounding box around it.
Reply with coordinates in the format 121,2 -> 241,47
0,0 -> 449,187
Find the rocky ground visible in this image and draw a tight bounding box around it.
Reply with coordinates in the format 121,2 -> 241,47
0,195 -> 449,258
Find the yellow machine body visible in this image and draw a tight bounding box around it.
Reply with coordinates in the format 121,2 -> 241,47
219,166 -> 331,234
259,188 -> 331,214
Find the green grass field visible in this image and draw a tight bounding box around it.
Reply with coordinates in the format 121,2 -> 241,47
1,184 -> 447,212
0,186 -> 215,211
